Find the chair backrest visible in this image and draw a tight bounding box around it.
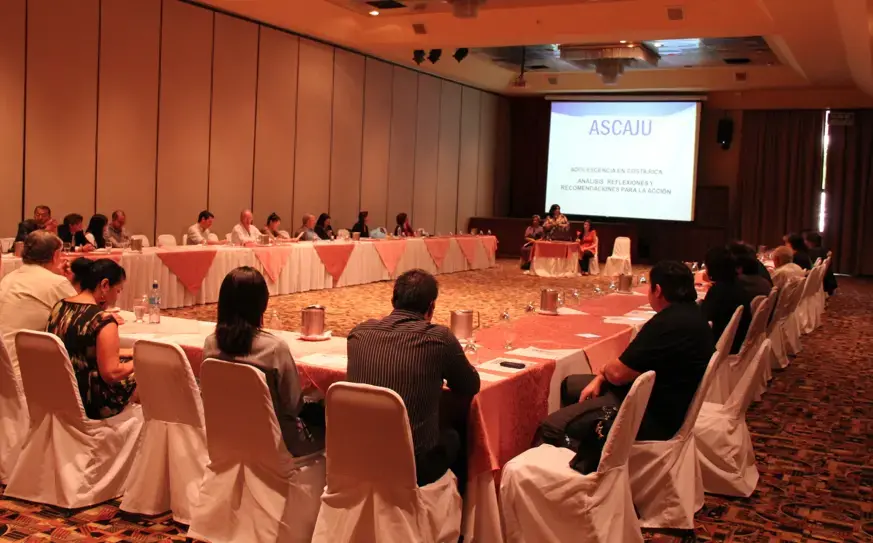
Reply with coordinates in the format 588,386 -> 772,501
0,337 -> 25,408
278,230 -> 291,239
0,238 -> 15,253
131,234 -> 151,248
675,349 -> 727,439
715,306 -> 743,355
737,289 -> 776,360
14,331 -> 87,425
207,233 -> 219,243
598,371 -> 655,472
724,340 -> 771,419
133,340 -> 204,427
182,234 -> 188,246
750,294 -> 766,315
612,236 -> 631,258
200,359 -> 289,468
770,278 -> 803,323
798,265 -> 821,302
324,382 -> 417,490
157,234 -> 177,247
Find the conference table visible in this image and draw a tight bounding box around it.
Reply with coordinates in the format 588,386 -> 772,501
0,236 -> 497,311
115,288 -> 660,543
529,240 -> 580,278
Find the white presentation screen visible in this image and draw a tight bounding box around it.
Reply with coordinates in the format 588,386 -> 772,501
544,101 -> 701,221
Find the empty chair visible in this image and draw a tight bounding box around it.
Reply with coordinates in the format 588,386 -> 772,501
695,340 -> 771,497
312,382 -> 462,543
767,279 -> 804,369
628,349 -> 726,529
157,234 -> 177,248
5,331 -> 143,508
603,237 -> 632,277
500,372 -> 656,543
0,338 -> 28,483
0,238 -> 14,253
130,234 -> 151,248
120,341 -> 209,524
188,360 -> 325,543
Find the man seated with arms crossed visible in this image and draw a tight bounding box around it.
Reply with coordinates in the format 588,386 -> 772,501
770,245 -> 806,290
553,261 -> 714,442
231,209 -> 261,244
187,210 -> 224,245
13,205 -> 57,244
104,210 -> 131,248
347,269 -> 480,489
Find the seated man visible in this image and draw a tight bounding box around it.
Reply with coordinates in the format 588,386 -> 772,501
701,246 -> 754,354
770,245 -> 806,290
728,242 -> 772,299
785,233 -> 813,271
804,231 -> 837,295
347,269 -> 480,487
231,209 -> 261,244
295,214 -> 319,241
57,213 -> 90,249
104,210 -> 131,248
187,210 -> 223,245
555,261 -> 714,442
14,205 -> 56,243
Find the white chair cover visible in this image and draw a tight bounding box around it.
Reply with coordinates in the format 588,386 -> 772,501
120,340 -> 209,524
131,234 -> 151,248
589,246 -> 600,276
182,234 -> 188,246
0,337 -> 28,483
6,331 -> 144,508
797,264 -> 824,334
0,238 -> 15,253
694,340 -> 771,497
188,359 -> 325,543
157,234 -> 177,247
207,232 -> 220,243
715,306 -> 744,356
500,372 -> 656,543
603,236 -> 632,277
767,279 -> 804,369
278,230 -> 291,239
312,382 -> 461,543
628,350 -> 725,529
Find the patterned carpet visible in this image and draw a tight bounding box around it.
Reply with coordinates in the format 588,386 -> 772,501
0,260 -> 870,542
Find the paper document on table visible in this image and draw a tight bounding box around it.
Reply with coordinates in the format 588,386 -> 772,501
624,310 -> 655,319
576,333 -> 601,339
557,307 -> 588,316
479,358 -> 532,374
504,347 -> 581,360
604,316 -> 648,326
299,353 -> 348,369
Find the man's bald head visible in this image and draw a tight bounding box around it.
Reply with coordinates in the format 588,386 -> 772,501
240,209 -> 253,227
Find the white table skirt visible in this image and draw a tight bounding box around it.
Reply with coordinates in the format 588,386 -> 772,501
530,255 -> 579,278
0,237 -> 496,311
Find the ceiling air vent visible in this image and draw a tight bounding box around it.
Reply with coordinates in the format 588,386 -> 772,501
367,0 -> 406,9
723,57 -> 751,65
735,72 -> 748,82
412,23 -> 427,34
666,6 -> 684,21
547,76 -> 558,85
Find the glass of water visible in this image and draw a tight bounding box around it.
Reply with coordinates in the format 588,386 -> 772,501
133,295 -> 148,323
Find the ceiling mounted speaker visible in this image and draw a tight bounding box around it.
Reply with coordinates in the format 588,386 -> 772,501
666,6 -> 684,20
449,0 -> 485,18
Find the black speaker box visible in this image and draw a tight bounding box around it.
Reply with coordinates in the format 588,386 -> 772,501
717,118 -> 734,150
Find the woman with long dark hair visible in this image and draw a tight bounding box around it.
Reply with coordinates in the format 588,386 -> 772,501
315,213 -> 334,240
351,211 -> 370,238
543,204 -> 570,241
85,214 -> 109,249
394,212 -> 414,237
577,219 -> 599,275
202,267 -> 323,456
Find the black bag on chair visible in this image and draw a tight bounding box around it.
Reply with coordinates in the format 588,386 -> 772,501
536,401 -> 620,475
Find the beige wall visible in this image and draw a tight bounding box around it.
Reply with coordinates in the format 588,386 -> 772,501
0,0 -> 510,240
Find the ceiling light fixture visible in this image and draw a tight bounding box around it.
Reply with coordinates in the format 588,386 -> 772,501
413,49 -> 426,65
368,9 -> 379,15
619,40 -> 627,44
453,48 -> 469,62
428,49 -> 442,63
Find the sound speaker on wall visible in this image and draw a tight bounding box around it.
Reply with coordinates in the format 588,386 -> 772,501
717,118 -> 734,150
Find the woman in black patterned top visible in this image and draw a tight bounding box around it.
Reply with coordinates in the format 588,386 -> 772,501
46,259 -> 136,419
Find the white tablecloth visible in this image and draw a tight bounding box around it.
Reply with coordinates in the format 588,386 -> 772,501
0,237 -> 496,311
530,255 -> 580,278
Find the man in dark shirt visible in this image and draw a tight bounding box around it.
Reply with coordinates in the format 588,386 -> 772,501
786,233 -> 813,271
559,261 -> 715,441
701,246 -> 754,354
804,231 -> 837,295
347,269 -> 481,487
13,205 -> 56,244
57,213 -> 90,249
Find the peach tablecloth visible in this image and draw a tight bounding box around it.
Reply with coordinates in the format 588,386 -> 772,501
372,240 -> 407,275
532,241 -> 579,259
312,243 -> 357,282
252,245 -> 296,282
155,248 -> 218,295
455,237 -> 483,265
424,237 -> 452,269
62,250 -> 123,263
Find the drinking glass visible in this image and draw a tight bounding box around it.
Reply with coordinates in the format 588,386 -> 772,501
62,242 -> 71,253
133,295 -> 148,323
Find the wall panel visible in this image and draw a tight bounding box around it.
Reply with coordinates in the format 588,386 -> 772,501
208,13 -> 258,235
359,58 -> 392,230
412,75 -> 441,234
96,0 -> 161,239
477,92 -> 497,216
457,87 -> 481,232
25,0 -> 99,220
329,49 -> 365,229
293,39 -> 333,224
155,0 -> 213,238
493,96 -> 511,217
387,67 -> 418,229
252,28 -> 298,228
0,0 -> 26,235
435,81 -> 462,235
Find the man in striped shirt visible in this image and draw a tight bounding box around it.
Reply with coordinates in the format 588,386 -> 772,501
347,269 -> 480,488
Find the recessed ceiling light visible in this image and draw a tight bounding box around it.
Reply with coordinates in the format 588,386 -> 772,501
627,44 -> 634,48
619,40 -> 627,44
369,9 -> 379,15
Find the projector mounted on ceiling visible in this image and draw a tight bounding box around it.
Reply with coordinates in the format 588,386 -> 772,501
559,43 -> 660,85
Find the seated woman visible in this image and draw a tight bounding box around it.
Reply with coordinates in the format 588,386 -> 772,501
394,213 -> 414,237
351,211 -> 370,238
69,257 -> 92,293
85,214 -> 109,249
543,204 -> 571,241
519,215 -> 543,270
785,233 -> 812,271
577,220 -> 598,275
46,259 -> 136,419
203,267 -> 324,456
262,213 -> 285,239
700,246 -> 754,354
314,213 -> 334,240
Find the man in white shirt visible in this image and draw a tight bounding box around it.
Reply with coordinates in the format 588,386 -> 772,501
770,245 -> 806,290
0,231 -> 76,377
295,214 -> 318,241
231,210 -> 262,244
187,210 -> 224,245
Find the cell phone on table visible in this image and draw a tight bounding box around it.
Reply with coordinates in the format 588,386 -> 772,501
500,361 -> 526,370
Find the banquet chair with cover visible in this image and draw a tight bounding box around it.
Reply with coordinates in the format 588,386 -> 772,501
603,237 -> 632,277
0,338 -> 28,483
182,234 -> 188,246
499,372 -> 656,543
0,238 -> 15,253
694,340 -> 771,497
207,233 -> 220,243
120,341 -> 209,524
5,331 -> 144,508
188,360 -> 325,543
798,264 -> 825,334
628,349 -> 725,529
715,306 -> 744,356
767,279 -> 804,369
312,382 -> 462,543
157,234 -> 177,248
131,234 -> 151,248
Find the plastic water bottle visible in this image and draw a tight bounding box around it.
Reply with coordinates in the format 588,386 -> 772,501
268,309 -> 281,330
148,280 -> 161,324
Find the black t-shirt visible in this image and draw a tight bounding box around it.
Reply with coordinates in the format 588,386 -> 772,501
616,302 -> 714,441
701,281 -> 752,354
794,251 -> 813,271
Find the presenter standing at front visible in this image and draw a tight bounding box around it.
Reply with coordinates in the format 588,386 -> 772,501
544,204 -> 571,241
